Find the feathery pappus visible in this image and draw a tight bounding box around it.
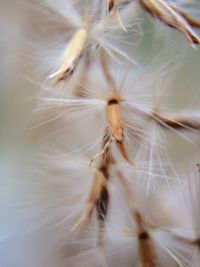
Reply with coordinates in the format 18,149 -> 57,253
38,0 -> 139,89
3,0 -> 200,267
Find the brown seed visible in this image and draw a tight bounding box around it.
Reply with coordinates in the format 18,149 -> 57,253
107,97 -> 123,142
50,28 -> 88,85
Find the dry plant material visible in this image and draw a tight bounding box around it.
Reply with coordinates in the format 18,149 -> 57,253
153,112 -> 200,130
134,210 -> 156,267
72,157 -> 110,267
170,3 -> 200,29
107,0 -> 127,31
140,0 -> 200,46
95,99 -> 131,165
116,169 -> 157,266
72,167 -> 108,231
107,0 -> 118,15
107,96 -> 132,163
96,163 -> 110,224
116,169 -> 156,266
107,98 -> 123,143
102,54 -> 131,163
23,1 -> 200,266
72,144 -> 113,267
90,53 -> 132,165
73,144 -> 112,231
49,28 -> 88,85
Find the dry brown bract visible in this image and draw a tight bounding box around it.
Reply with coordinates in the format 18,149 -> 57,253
152,112 -> 200,130
72,145 -> 112,231
140,0 -> 200,46
71,166 -> 108,231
